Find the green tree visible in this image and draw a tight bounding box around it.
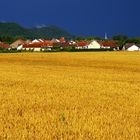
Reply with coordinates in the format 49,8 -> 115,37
0,36 -> 15,44
126,38 -> 140,44
112,34 -> 128,50
75,36 -> 85,41
112,34 -> 128,41
86,36 -> 94,41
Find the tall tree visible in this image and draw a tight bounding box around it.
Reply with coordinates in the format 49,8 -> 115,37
112,34 -> 128,50
86,36 -> 94,41
112,34 -> 128,41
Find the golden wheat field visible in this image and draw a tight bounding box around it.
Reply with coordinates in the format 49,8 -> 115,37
0,52 -> 139,140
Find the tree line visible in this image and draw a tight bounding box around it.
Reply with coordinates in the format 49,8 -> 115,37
1,34 -> 140,46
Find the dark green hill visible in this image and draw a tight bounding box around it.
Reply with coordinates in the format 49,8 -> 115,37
0,22 -> 74,39
0,22 -> 30,37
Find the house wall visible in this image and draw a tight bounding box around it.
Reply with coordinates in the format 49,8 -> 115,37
17,45 -> 23,50
24,48 -> 34,51
21,47 -> 41,51
76,46 -> 84,49
34,48 -> 41,51
88,41 -> 101,49
22,48 -> 26,50
127,45 -> 140,51
46,48 -> 52,51
26,48 -> 30,51
101,46 -> 111,49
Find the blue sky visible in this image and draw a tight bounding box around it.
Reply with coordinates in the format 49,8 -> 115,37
0,0 -> 140,37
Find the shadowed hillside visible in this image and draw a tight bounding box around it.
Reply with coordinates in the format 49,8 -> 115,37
0,22 -> 74,39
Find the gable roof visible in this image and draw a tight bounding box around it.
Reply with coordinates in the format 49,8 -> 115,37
76,41 -> 89,47
23,41 -> 54,48
10,39 -> 25,48
100,40 -> 118,48
51,38 -> 60,43
124,43 -> 140,49
137,44 -> 140,47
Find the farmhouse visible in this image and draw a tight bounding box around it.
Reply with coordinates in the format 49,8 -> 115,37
41,40 -> 54,51
101,40 -> 118,50
75,40 -> 117,50
23,43 -> 42,51
123,43 -> 140,51
76,41 -> 89,49
87,40 -> 101,49
21,41 -> 53,51
10,39 -> 25,49
17,45 -> 23,50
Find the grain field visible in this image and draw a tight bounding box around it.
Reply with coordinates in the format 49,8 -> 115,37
0,52 -> 139,140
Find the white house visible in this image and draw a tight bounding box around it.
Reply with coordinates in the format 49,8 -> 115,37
10,39 -> 25,49
87,40 -> 101,49
31,39 -> 43,43
23,46 -> 41,51
124,43 -> 140,51
34,48 -> 41,51
127,45 -> 140,51
76,41 -> 89,49
17,45 -> 23,50
100,40 -> 118,50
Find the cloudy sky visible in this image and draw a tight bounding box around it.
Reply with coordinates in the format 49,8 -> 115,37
0,0 -> 139,37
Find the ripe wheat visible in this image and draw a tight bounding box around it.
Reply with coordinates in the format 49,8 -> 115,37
0,52 -> 139,140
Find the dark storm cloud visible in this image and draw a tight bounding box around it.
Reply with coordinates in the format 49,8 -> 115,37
0,0 -> 140,37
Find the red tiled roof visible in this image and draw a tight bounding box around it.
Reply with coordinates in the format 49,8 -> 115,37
101,40 -> 118,48
0,42 -> 10,49
77,41 -> 89,47
125,43 -> 140,49
23,41 -> 54,48
10,39 -> 26,48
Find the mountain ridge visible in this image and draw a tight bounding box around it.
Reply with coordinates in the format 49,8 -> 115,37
0,22 -> 74,39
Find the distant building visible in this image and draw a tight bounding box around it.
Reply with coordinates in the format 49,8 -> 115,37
123,43 -> 140,51
10,39 -> 25,49
0,42 -> 10,49
100,40 -> 118,50
76,41 -> 89,49
87,40 -> 101,49
19,41 -> 53,51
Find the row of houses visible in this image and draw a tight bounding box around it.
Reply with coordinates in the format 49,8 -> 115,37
0,37 -> 140,51
76,40 -> 118,50
11,39 -> 119,51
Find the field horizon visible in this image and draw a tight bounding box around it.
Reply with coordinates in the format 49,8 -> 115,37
0,52 -> 139,139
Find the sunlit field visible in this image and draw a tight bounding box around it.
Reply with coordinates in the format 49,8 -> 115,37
0,52 -> 139,140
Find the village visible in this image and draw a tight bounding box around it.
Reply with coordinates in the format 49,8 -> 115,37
0,37 -> 140,52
